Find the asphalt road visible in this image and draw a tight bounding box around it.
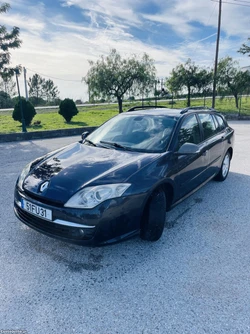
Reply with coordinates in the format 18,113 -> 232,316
1,121 -> 250,334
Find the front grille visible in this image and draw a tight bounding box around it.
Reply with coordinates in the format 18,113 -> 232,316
15,205 -> 95,241
24,190 -> 64,207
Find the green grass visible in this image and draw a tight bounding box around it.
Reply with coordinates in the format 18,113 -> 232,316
1,97 -> 250,134
0,109 -> 118,134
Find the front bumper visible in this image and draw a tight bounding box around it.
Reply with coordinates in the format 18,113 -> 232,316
14,187 -> 146,246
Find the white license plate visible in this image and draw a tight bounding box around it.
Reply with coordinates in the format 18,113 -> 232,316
21,199 -> 52,221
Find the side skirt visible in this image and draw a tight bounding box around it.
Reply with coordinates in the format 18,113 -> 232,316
170,172 -> 217,209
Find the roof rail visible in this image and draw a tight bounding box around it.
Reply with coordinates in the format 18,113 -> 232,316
126,105 -> 166,112
180,106 -> 216,114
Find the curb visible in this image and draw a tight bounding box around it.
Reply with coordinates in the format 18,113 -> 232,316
0,126 -> 97,143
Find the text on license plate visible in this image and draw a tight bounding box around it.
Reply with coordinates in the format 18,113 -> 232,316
21,199 -> 52,221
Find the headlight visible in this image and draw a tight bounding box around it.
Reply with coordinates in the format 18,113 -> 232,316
64,183 -> 131,209
17,162 -> 32,189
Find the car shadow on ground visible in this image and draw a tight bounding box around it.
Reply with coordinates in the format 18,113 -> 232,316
12,170 -> 250,279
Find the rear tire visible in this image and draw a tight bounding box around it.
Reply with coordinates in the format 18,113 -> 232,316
214,151 -> 231,182
140,188 -> 166,242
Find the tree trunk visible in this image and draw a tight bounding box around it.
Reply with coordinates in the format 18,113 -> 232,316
234,94 -> 239,109
117,96 -> 123,113
187,86 -> 191,107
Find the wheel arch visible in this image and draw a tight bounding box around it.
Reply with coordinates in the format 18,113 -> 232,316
228,147 -> 233,159
140,180 -> 175,225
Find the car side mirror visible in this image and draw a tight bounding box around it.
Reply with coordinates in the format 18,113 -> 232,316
176,143 -> 201,155
81,131 -> 89,142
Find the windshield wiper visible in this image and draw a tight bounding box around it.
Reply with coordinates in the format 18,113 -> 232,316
84,139 -> 97,146
100,141 -> 132,151
84,138 -> 111,149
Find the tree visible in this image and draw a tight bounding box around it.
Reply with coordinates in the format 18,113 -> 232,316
43,79 -> 59,103
196,68 -> 213,106
28,74 -> 45,105
12,97 -> 36,125
84,49 -> 156,113
238,38 -> 250,56
58,98 -> 78,122
0,71 -> 16,108
0,90 -> 12,108
166,75 -> 181,99
167,59 -> 200,107
0,73 -> 16,96
28,73 -> 59,105
217,57 -> 250,108
0,3 -> 22,76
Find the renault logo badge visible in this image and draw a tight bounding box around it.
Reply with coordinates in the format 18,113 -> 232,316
40,181 -> 49,193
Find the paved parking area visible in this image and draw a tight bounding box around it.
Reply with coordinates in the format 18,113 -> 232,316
0,121 -> 250,334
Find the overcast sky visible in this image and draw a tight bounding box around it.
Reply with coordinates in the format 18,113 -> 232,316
3,0 -> 250,101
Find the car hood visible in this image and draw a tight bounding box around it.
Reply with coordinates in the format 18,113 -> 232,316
23,142 -> 161,203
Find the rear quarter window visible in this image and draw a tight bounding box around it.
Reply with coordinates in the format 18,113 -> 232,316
214,115 -> 226,131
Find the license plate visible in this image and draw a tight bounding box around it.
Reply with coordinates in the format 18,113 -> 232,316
21,199 -> 52,221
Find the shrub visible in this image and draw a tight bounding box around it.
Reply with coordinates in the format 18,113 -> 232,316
29,96 -> 46,106
12,97 -> 36,125
0,91 -> 14,108
58,98 -> 78,123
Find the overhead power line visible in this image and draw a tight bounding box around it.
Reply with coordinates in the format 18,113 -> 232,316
25,67 -> 82,83
233,0 -> 250,3
192,2 -> 217,54
211,0 -> 250,7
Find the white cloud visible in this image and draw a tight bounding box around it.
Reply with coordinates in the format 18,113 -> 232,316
61,0 -> 141,25
4,0 -> 250,101
0,13 -> 45,33
162,0 -> 250,38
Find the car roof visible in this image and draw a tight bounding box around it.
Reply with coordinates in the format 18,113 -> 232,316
124,106 -> 217,118
125,108 -> 182,117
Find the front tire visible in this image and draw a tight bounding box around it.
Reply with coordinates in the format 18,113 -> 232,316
140,188 -> 166,241
215,151 -> 231,182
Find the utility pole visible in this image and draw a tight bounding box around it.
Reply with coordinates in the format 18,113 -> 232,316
154,80 -> 157,106
23,67 -> 29,101
212,0 -> 222,109
88,83 -> 91,103
14,68 -> 27,133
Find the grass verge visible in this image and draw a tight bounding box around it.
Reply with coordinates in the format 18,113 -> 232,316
0,97 -> 249,134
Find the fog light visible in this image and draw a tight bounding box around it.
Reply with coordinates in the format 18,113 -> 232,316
79,229 -> 85,236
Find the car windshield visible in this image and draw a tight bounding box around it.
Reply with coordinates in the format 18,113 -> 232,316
86,114 -> 177,153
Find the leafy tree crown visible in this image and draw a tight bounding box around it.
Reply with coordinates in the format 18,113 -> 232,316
84,49 -> 156,113
0,2 -> 22,77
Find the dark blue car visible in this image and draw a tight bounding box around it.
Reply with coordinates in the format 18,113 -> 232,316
14,106 -> 234,245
